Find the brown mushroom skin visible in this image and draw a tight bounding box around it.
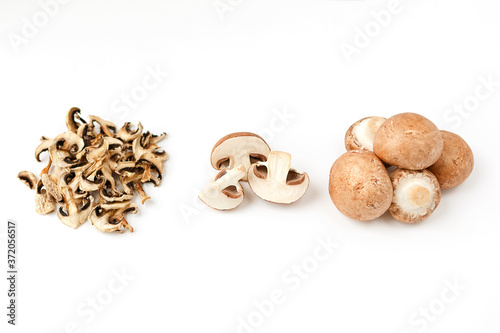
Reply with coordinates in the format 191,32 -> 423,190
373,113 -> 444,170
428,131 -> 474,190
389,169 -> 441,223
329,151 -> 393,221
210,132 -> 270,169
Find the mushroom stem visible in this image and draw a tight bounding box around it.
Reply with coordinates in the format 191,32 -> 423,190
133,181 -> 151,204
141,164 -> 152,183
267,151 -> 291,184
215,165 -> 246,189
62,186 -> 79,215
120,216 -> 134,232
40,158 -> 52,176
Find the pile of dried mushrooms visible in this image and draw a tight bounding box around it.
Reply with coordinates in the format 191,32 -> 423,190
18,107 -> 167,233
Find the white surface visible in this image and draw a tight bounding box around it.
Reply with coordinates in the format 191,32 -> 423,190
1,0 -> 499,332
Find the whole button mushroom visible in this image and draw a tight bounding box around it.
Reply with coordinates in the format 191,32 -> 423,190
373,113 -> 444,170
210,132 -> 271,181
428,131 -> 474,189
247,151 -> 309,204
389,169 -> 441,223
329,150 -> 393,221
345,116 -> 386,152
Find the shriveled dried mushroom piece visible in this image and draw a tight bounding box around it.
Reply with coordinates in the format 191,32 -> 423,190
18,171 -> 37,190
18,107 -> 167,233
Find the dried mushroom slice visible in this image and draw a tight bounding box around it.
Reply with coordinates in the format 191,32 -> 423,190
19,106 -> 167,233
34,180 -> 56,215
18,171 -> 37,190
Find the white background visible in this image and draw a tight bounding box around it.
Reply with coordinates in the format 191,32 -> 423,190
1,0 -> 500,332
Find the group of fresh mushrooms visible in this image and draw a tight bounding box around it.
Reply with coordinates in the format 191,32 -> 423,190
329,112 -> 474,223
18,108 -> 167,232
198,132 -> 310,210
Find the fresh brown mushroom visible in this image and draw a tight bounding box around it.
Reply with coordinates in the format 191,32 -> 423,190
329,150 -> 393,221
373,113 -> 443,170
345,116 -> 386,152
389,168 -> 441,223
428,131 -> 474,189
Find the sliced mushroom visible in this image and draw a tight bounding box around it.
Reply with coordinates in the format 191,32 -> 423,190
66,107 -> 87,133
34,180 -> 56,214
89,201 -> 137,233
18,171 -> 37,190
247,151 -> 309,204
57,189 -> 94,229
41,173 -> 63,202
35,136 -> 52,162
20,108 -> 167,233
49,132 -> 85,167
199,165 -> 246,210
210,132 -> 270,181
88,115 -> 117,137
117,122 -> 143,142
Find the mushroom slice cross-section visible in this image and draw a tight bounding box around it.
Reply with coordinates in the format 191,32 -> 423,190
210,132 -> 270,181
199,165 -> 246,210
89,201 -> 137,233
57,190 -> 94,229
18,171 -> 38,190
49,131 -> 85,168
66,107 -> 87,133
35,136 -> 52,162
248,151 -> 309,204
34,179 -> 56,215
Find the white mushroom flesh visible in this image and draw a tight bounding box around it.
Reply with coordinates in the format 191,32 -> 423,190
393,173 -> 438,218
352,117 -> 386,151
199,165 -> 246,210
248,151 -> 309,204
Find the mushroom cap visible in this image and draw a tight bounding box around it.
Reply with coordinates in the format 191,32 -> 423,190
247,151 -> 309,204
428,130 -> 474,190
210,132 -> 270,181
329,150 -> 393,221
345,116 -> 386,152
199,165 -> 246,210
373,113 -> 444,170
389,168 -> 441,223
